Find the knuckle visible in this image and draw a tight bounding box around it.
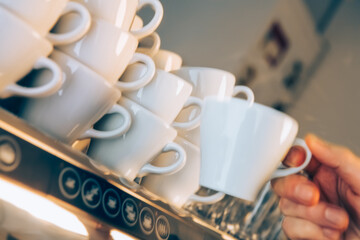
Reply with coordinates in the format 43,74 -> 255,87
281,217 -> 294,239
279,198 -> 292,215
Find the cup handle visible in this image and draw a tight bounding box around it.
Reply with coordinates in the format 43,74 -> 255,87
233,85 -> 255,107
131,0 -> 163,39
116,53 -> 155,91
172,96 -> 202,131
47,1 -> 91,45
136,32 -> 161,57
137,142 -> 187,177
187,191 -> 225,205
79,104 -> 132,139
270,138 -> 312,179
1,57 -> 62,98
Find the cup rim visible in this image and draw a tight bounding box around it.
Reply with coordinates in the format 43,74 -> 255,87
122,63 -> 191,87
94,17 -> 138,43
173,66 -> 236,79
51,49 -> 119,89
156,68 -> 191,85
205,95 -> 299,125
155,49 -> 182,58
175,136 -> 200,152
0,6 -> 52,47
120,97 -> 176,130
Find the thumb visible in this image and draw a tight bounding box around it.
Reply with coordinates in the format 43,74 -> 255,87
305,134 -> 360,195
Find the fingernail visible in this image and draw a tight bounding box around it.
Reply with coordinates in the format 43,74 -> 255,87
286,146 -> 306,167
325,207 -> 347,226
323,228 -> 339,239
294,183 -> 316,203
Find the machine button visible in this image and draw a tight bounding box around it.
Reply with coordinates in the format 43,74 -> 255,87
102,188 -> 121,218
81,178 -> 102,209
59,167 -> 81,199
156,215 -> 170,240
121,198 -> 138,227
0,136 -> 21,172
140,207 -> 155,235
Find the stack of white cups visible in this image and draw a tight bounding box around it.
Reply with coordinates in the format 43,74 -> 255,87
18,0 -> 165,143
0,0 -> 91,99
138,67 -> 247,209
38,0 -> 190,185
136,31 -> 183,72
139,66 -> 312,211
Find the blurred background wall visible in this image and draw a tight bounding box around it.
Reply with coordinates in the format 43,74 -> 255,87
140,0 -> 360,155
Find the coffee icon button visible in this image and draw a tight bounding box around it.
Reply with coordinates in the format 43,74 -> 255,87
121,198 -> 138,227
102,188 -> 121,218
155,215 -> 170,240
59,167 -> 81,199
139,207 -> 155,235
81,178 -> 102,209
0,135 -> 21,172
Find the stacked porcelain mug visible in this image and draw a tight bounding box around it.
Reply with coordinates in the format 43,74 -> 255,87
83,2 -> 204,187
136,31 -> 183,72
16,0 -> 164,145
11,0 -> 191,189
138,67 -> 253,209
0,0 -> 92,99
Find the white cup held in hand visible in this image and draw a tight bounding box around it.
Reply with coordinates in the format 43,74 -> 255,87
200,88 -> 312,202
0,7 -> 62,98
19,50 -> 131,144
172,67 -> 237,99
172,67 -> 238,146
87,97 -> 187,182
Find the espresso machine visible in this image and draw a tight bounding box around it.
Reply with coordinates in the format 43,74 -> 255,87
1,0 -> 359,239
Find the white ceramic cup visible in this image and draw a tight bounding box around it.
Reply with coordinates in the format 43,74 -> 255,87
19,50 -> 131,144
0,7 -> 62,99
74,0 -> 163,39
200,91 -> 312,202
136,32 -> 161,58
56,15 -> 155,89
141,136 -> 225,208
172,67 -> 245,146
87,97 -> 187,182
152,49 -> 182,72
121,63 -> 202,130
0,0 -> 91,45
172,67 -> 237,99
130,15 -> 143,31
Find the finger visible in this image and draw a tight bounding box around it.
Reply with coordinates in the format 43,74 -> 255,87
345,188 -> 360,223
279,198 -> 349,231
283,146 -> 307,167
283,146 -> 321,175
282,216 -> 342,240
271,174 -> 320,206
305,134 -> 360,195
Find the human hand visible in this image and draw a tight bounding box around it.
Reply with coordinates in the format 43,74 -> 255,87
271,134 -> 360,240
